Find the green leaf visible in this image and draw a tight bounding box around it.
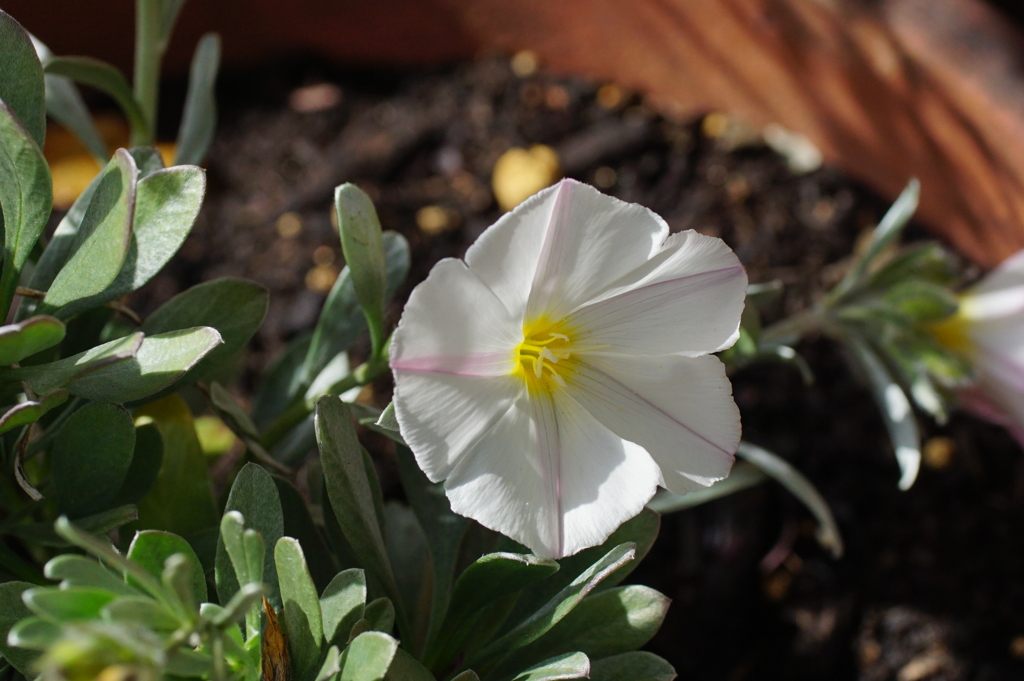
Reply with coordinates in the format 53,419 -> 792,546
0,389 -> 69,435
425,552 -> 558,672
40,149 -> 137,316
450,671 -> 480,681
35,37 -> 108,161
141,277 -> 268,386
175,33 -> 220,166
647,461 -> 768,513
471,544 -> 635,667
0,581 -> 38,675
503,510 -> 658,631
43,57 -> 148,141
275,476 -> 338,591
375,402 -> 400,435
101,596 -> 178,631
339,631 -> 399,681
58,165 -> 207,319
127,530 -> 207,602
302,232 -> 409,387
129,146 -> 165,177
43,554 -> 138,596
24,586 -> 116,621
837,178 -> 919,296
275,537 -> 324,678
384,648 -> 436,681
737,441 -> 844,557
511,652 -> 590,681
113,423 -> 164,505
0,98 -> 52,319
316,397 -> 403,631
6,616 -> 59,653
210,381 -> 259,439
132,394 -> 217,536
395,444 -> 467,643
52,402 -> 136,517
846,334 -> 921,490
215,463 -> 283,607
9,505 -> 140,547
64,327 -> 223,403
867,242 -> 958,291
383,502 -> 429,640
219,511 -> 262,587
9,331 -> 142,394
361,597 -> 395,635
588,652 -> 676,681
0,11 -> 45,147
321,569 -> 367,647
316,645 -> 344,681
0,316 -> 66,365
501,586 -> 668,674
335,184 -> 388,356
252,333 -> 311,429
881,280 -> 958,322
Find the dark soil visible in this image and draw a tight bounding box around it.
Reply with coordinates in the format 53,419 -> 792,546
140,56 -> 1024,681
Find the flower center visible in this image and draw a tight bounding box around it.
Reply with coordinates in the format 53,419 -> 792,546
928,304 -> 973,355
515,318 -> 575,392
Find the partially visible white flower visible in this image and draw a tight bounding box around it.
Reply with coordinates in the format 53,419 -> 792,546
390,179 -> 747,558
932,249 -> 1024,444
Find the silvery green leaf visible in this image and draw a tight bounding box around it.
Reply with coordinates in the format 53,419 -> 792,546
338,631 -> 399,681
44,554 -> 138,596
0,11 -> 45,147
321,569 -> 366,648
44,57 -> 149,141
394,444 -> 467,643
335,184 -> 388,356
384,648 -> 436,681
252,333 -> 311,429
8,331 -> 142,395
64,327 -> 223,403
0,98 -> 51,318
647,461 -> 768,514
32,35 -> 107,161
511,652 -> 590,681
0,581 -> 42,675
52,402 -> 136,517
503,510 -> 657,632
113,423 -> 164,505
24,586 -> 116,621
376,402 -> 400,434
59,165 -> 206,319
0,315 -> 65,365
589,652 -> 676,681
836,178 -> 919,297
127,530 -> 207,603
316,397 -> 405,635
275,537 -> 324,679
0,389 -> 69,435
6,616 -> 59,653
101,596 -> 178,631
316,645 -> 343,681
175,33 -> 220,166
141,277 -> 268,387
209,381 -> 260,439
129,146 -> 165,177
40,149 -> 137,316
302,231 -> 409,388
11,505 -> 139,548
846,334 -> 921,490
472,544 -> 635,666
216,464 -> 283,607
737,441 -> 844,557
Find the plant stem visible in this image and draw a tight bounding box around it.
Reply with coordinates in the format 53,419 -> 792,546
261,355 -> 391,450
133,0 -> 162,146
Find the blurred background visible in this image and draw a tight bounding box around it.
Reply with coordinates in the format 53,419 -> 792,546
10,0 -> 1024,679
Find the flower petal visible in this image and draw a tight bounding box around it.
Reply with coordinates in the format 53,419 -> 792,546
444,389 -> 661,558
962,248 -> 1024,321
390,258 -> 520,377
523,179 -> 669,322
567,231 -> 747,356
393,370 -> 523,482
567,353 -> 739,494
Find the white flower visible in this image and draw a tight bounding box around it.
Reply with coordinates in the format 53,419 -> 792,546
390,179 -> 747,558
932,248 -> 1024,444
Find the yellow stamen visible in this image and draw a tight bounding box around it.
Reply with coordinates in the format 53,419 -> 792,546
928,303 -> 973,355
514,317 -> 576,393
